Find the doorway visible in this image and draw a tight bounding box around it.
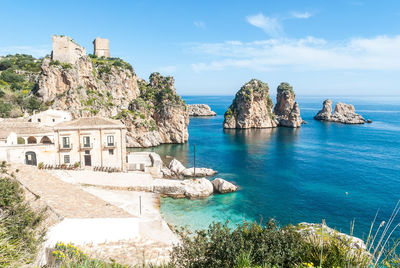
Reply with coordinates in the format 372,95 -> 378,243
25,151 -> 37,166
84,154 -> 92,166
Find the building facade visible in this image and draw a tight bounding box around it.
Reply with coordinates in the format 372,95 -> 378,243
0,117 -> 127,171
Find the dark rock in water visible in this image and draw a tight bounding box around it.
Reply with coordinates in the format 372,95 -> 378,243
223,79 -> 277,129
367,119 -> 372,123
188,104 -> 216,116
314,99 -> 365,124
274,82 -> 303,128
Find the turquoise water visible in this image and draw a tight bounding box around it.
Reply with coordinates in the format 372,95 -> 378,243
154,95 -> 400,239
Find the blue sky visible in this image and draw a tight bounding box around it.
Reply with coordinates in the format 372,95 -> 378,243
2,0 -> 400,95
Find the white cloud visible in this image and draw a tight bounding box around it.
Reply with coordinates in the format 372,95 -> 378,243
194,21 -> 206,29
0,45 -> 50,58
156,65 -> 177,75
291,11 -> 312,19
190,35 -> 400,72
246,13 -> 283,37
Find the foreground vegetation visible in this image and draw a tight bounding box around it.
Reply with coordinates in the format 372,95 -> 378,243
0,161 -> 45,266
50,218 -> 400,268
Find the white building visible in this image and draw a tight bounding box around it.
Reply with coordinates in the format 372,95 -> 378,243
0,117 -> 127,171
28,109 -> 72,126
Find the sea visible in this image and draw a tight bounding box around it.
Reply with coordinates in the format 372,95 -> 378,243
142,95 -> 400,239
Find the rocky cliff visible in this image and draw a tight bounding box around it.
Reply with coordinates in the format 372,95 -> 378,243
273,82 -> 303,128
38,55 -> 188,147
314,99 -> 365,124
223,79 -> 277,129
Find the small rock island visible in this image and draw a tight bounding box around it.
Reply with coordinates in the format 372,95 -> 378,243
223,79 -> 302,129
274,82 -> 303,128
223,79 -> 277,129
187,104 -> 216,116
314,99 -> 366,124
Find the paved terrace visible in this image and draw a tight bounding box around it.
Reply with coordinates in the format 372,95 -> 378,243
11,163 -> 130,218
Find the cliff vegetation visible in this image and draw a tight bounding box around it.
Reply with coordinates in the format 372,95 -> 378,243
0,54 -> 47,117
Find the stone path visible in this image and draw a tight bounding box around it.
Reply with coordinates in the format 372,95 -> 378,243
11,164 -> 130,218
80,239 -> 173,266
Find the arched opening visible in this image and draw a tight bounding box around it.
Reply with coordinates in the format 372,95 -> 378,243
40,136 -> 52,144
25,151 -> 37,166
27,136 -> 37,144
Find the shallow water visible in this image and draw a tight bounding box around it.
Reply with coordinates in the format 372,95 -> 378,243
144,95 -> 400,238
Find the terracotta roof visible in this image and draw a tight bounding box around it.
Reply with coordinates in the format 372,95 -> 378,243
0,121 -> 53,139
54,116 -> 125,129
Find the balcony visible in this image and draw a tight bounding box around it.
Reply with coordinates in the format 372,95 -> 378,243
103,142 -> 117,149
59,143 -> 73,151
80,143 -> 93,150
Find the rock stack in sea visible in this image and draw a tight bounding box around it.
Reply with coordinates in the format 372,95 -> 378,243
223,79 -> 277,129
188,104 -> 216,116
314,99 -> 365,124
223,79 -> 304,129
274,82 -> 303,128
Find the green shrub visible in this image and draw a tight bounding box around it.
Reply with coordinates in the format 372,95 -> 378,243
52,242 -> 128,267
0,70 -> 24,84
0,100 -> 12,117
17,137 -> 25,144
0,59 -> 13,70
0,173 -> 45,266
171,220 -> 308,268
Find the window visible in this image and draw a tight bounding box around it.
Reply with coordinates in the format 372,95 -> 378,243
52,119 -> 55,122
64,155 -> 70,164
83,136 -> 90,148
109,149 -> 114,155
37,118 -> 41,122
62,137 -> 70,148
107,135 -> 114,146
85,150 -> 90,155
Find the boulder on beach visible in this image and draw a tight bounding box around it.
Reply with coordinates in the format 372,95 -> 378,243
188,104 -> 216,116
211,178 -> 238,193
182,167 -> 217,177
168,159 -> 186,175
153,178 -> 214,199
314,99 -> 365,124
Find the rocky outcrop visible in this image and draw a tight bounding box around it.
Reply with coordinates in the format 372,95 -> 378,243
314,99 -> 332,121
223,79 -> 277,129
211,178 -> 237,193
37,36 -> 189,147
314,99 -> 365,124
153,178 -> 214,199
182,167 -> 217,177
297,223 -> 369,257
274,82 -> 302,128
165,159 -> 217,178
168,159 -> 186,175
188,104 -> 216,116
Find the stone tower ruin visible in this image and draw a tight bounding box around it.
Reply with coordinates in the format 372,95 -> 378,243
51,35 -> 86,64
93,37 -> 110,58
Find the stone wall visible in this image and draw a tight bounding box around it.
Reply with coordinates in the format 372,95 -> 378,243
51,35 -> 86,64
